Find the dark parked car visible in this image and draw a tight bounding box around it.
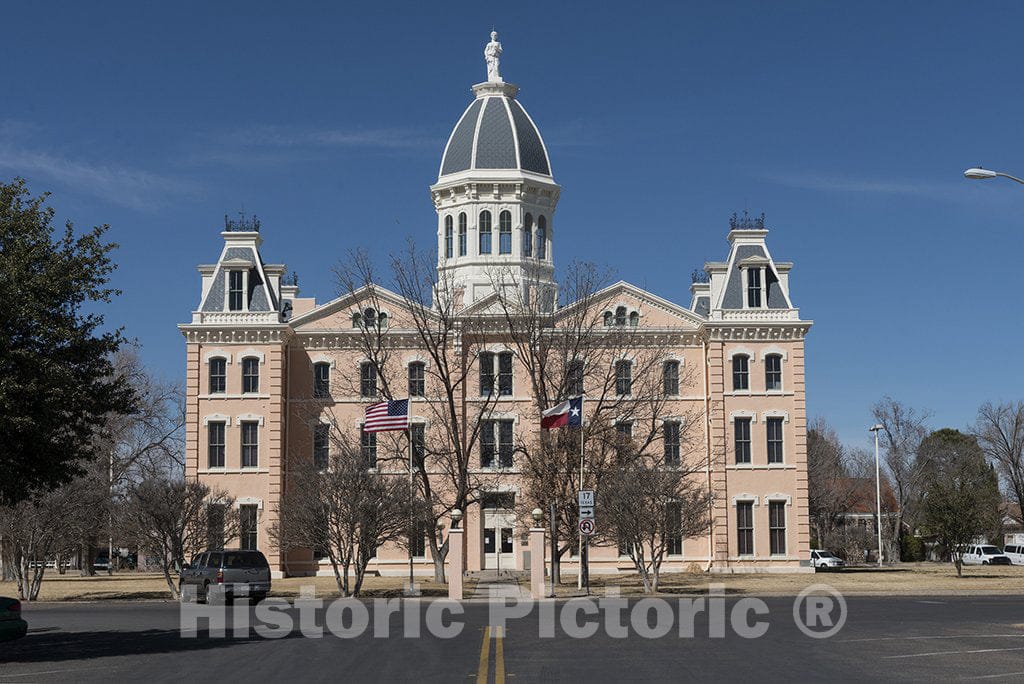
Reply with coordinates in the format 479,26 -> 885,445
0,597 -> 28,641
179,549 -> 271,603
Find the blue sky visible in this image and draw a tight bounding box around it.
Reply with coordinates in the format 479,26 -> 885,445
3,1 -> 1023,448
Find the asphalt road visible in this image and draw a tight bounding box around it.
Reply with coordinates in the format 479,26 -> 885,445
3,594 -> 1024,682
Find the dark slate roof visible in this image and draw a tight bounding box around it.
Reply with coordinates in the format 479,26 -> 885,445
439,96 -> 551,178
200,246 -> 277,313
694,296 -> 710,317
720,245 -> 790,310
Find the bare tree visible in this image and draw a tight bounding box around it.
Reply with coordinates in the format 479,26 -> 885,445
488,261 -> 698,582
871,397 -> 930,561
271,439 -> 411,597
600,460 -> 711,593
974,401 -> 1024,524
123,476 -> 238,599
330,241 -> 506,582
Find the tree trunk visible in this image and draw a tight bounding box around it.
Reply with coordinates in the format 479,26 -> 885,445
429,534 -> 447,584
162,563 -> 180,599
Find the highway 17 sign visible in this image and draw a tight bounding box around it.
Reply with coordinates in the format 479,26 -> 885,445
579,518 -> 595,536
578,490 -> 595,508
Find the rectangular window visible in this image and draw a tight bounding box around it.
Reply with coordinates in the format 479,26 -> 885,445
765,355 -> 782,391
209,358 -> 226,394
615,360 -> 632,396
411,423 -> 425,463
207,506 -> 226,550
664,421 -> 681,466
313,424 -> 329,469
361,428 -> 377,468
360,363 -> 378,398
240,504 -> 258,551
732,355 -> 749,391
241,421 -> 259,468
769,501 -> 786,555
663,360 -> 680,396
228,270 -> 244,311
746,268 -> 762,308
734,418 -> 752,464
313,363 -> 330,399
242,357 -> 259,394
498,352 -> 513,396
567,359 -> 584,397
479,352 -> 495,396
208,422 -> 225,468
666,502 -> 682,556
766,417 -> 784,464
737,502 -> 754,555
481,420 -> 514,468
408,362 -> 425,397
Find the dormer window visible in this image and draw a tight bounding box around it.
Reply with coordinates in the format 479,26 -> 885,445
746,268 -> 762,308
615,306 -> 627,326
228,270 -> 244,311
363,308 -> 376,328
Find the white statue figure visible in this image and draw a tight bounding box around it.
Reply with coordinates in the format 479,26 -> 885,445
484,30 -> 502,82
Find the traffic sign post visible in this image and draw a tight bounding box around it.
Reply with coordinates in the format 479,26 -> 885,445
578,490 -> 596,593
579,518 -> 595,536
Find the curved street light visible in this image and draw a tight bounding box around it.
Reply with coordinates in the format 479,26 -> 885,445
964,167 -> 1024,185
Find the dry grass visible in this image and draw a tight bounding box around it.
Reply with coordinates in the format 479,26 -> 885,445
0,571 -> 471,602
2,564 -> 1020,601
547,562 -> 1024,597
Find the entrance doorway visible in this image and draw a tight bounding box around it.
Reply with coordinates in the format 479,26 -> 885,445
481,493 -> 516,572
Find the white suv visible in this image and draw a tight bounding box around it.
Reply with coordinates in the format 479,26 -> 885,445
1002,544 -> 1024,565
810,549 -> 845,570
961,545 -> 1011,566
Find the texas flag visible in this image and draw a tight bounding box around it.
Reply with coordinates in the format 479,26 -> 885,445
541,396 -> 584,429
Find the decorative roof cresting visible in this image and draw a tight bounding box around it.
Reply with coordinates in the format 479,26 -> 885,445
485,30 -> 502,83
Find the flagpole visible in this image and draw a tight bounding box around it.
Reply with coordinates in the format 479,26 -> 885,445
408,402 -> 414,593
578,396 -> 584,591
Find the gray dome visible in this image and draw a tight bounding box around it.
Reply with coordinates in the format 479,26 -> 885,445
439,94 -> 551,178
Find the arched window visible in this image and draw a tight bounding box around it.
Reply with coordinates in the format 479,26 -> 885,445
615,306 -> 627,326
603,311 -> 612,326
479,210 -> 492,254
208,358 -> 226,394
663,360 -> 680,396
615,360 -> 632,396
732,354 -> 750,391
444,215 -> 453,259
242,357 -> 259,394
537,215 -> 547,259
363,308 -> 376,328
629,311 -> 639,327
360,362 -> 378,398
765,354 -> 782,391
408,362 -> 425,397
313,362 -> 331,399
351,312 -> 362,329
499,210 -> 512,254
458,213 -> 467,256
522,213 -> 533,257
377,312 -> 388,330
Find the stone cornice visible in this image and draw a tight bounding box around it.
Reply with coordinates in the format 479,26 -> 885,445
179,324 -> 294,344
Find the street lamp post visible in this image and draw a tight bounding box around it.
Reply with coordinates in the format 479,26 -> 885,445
869,424 -> 885,567
964,167 -> 1024,185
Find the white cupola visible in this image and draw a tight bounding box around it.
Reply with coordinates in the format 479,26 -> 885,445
429,31 -> 561,309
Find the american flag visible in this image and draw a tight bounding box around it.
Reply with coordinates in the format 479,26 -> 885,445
363,399 -> 410,432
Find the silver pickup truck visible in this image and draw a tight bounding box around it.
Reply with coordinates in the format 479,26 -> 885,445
179,549 -> 271,603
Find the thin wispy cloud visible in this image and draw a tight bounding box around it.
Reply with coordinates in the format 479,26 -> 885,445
0,147 -> 193,211
759,171 -> 964,200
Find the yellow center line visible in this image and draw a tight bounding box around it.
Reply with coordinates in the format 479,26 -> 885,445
476,626 -> 491,684
494,626 -> 505,684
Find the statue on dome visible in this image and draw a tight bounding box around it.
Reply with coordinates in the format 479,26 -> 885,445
484,30 -> 502,82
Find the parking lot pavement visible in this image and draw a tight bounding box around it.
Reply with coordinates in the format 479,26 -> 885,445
2,596 -> 1023,682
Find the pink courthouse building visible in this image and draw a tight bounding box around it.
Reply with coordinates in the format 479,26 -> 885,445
180,34 -> 813,577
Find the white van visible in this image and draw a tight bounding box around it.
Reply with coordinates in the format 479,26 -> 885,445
1002,544 -> 1024,565
961,545 -> 1011,566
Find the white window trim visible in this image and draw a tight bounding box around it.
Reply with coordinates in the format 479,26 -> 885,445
732,494 -> 759,506
203,350 -> 232,364
762,410 -> 790,423
311,355 -> 337,369
236,497 -> 264,510
223,268 -> 249,313
729,410 -> 757,423
239,349 -> 265,363
236,414 -> 265,426
759,347 -> 788,361
203,414 -> 231,426
765,493 -> 792,505
660,415 -> 686,425
728,347 -> 756,363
